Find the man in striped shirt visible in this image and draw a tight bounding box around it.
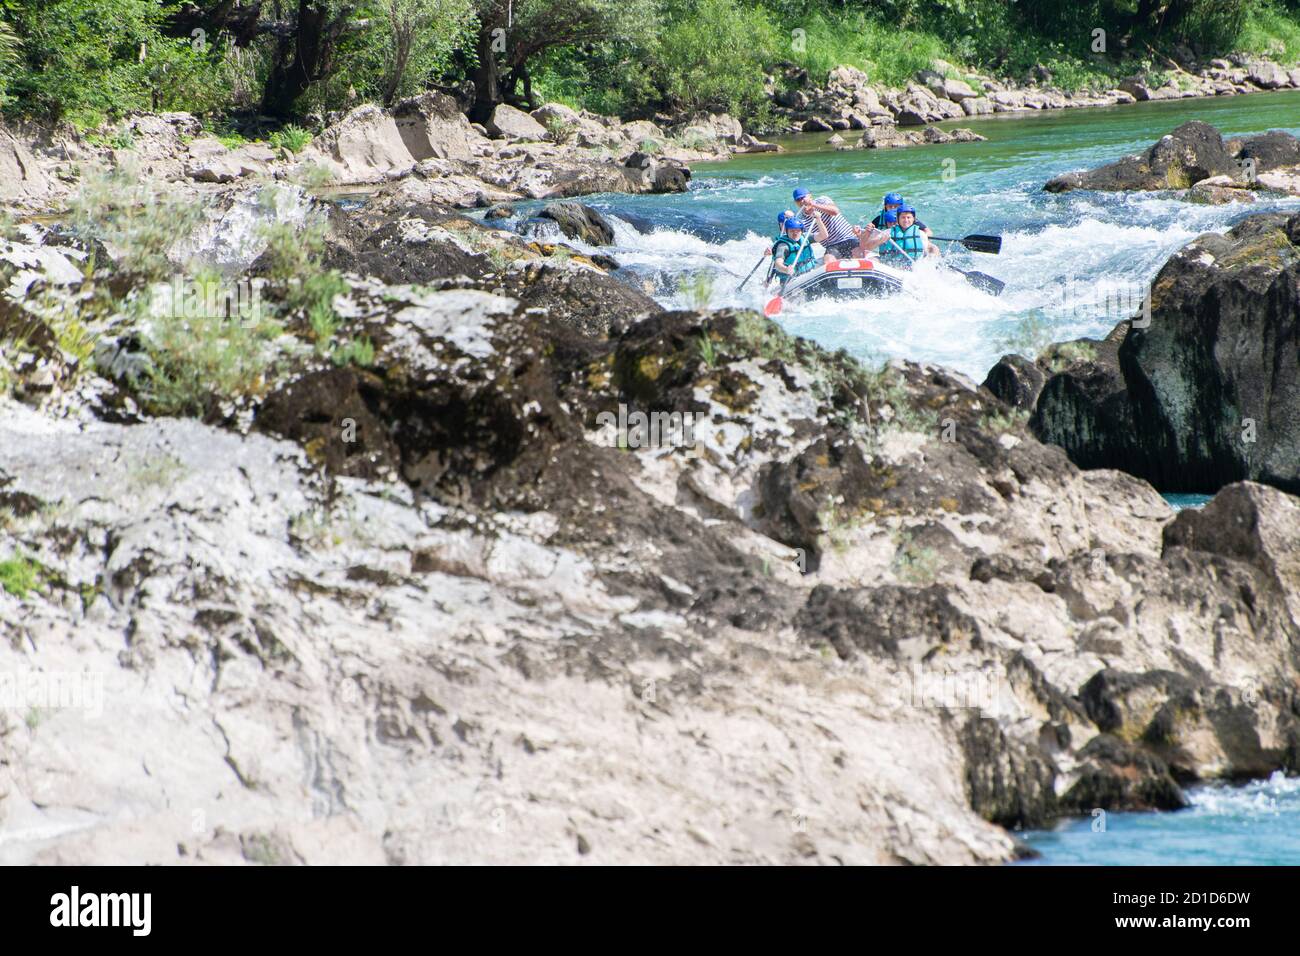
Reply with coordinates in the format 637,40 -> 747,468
793,187 -> 865,262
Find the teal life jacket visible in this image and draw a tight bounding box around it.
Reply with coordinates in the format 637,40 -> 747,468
882,223 -> 925,264
772,234 -> 816,283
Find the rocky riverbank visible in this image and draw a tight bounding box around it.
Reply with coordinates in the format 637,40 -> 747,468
1044,120 -> 1300,199
765,53 -> 1300,137
2,162 -> 1300,863
986,208 -> 1300,496
0,96 -> 784,214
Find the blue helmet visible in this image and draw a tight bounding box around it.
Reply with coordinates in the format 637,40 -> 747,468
777,209 -> 796,227
883,192 -> 904,206
898,203 -> 916,215
793,187 -> 810,201
880,210 -> 898,226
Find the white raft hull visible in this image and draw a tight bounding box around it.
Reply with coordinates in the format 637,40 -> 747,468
777,257 -> 910,303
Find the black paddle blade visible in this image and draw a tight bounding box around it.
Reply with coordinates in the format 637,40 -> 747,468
959,234 -> 1001,255
960,269 -> 1005,296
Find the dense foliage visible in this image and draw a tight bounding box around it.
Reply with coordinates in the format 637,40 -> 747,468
0,0 -> 1298,128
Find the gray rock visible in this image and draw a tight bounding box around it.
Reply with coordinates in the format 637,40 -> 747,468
485,103 -> 548,142
393,91 -> 486,161
538,201 -> 616,245
1031,212 -> 1300,493
1044,120 -> 1241,193
943,78 -> 978,101
0,126 -> 55,203
1247,60 -> 1290,89
302,104 -> 417,184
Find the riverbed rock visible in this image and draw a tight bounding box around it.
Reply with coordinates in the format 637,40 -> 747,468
981,354 -> 1046,411
942,78 -> 978,101
8,166 -> 1300,866
485,103 -> 548,142
1247,60 -> 1291,89
1186,174 -> 1257,204
393,91 -> 485,161
538,201 -> 616,246
303,104 -> 416,183
1235,129 -> 1300,174
1029,212 -> 1300,494
1044,121 -> 1241,193
0,126 -> 55,203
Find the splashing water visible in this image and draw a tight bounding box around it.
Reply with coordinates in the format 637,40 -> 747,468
1020,772 -> 1300,865
487,90 -> 1300,381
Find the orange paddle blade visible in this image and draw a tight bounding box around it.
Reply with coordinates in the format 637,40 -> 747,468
763,295 -> 783,317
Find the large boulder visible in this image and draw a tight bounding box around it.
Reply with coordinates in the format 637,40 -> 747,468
531,103 -> 616,148
1247,60 -> 1291,89
538,201 -> 616,246
321,204 -> 656,338
393,92 -> 485,161
1186,175 -> 1256,205
1029,212 -> 1300,494
303,104 -> 416,183
1164,482 -> 1300,622
1235,129 -> 1300,173
485,103 -> 548,142
0,126 -> 54,203
942,78 -> 978,101
1045,121 -> 1240,193
982,354 -> 1046,411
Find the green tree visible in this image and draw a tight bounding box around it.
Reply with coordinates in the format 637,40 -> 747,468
466,0 -> 652,121
316,0 -> 475,109
0,0 -> 223,125
0,18 -> 19,105
649,0 -> 780,116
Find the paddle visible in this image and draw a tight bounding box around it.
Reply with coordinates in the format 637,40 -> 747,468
736,252 -> 769,292
763,226 -> 812,317
886,235 -> 1004,296
948,267 -> 1005,296
930,234 -> 1002,255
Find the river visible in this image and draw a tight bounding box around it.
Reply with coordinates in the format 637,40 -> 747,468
503,89 -> 1300,383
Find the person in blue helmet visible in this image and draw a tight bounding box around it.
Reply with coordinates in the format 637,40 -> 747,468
871,192 -> 928,233
877,204 -> 938,265
791,187 -> 860,262
770,209 -> 823,284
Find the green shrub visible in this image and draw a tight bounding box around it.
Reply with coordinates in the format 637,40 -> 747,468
651,0 -> 780,117
1240,1 -> 1300,63
268,125 -> 313,153
141,291 -> 283,415
331,337 -> 375,367
541,114 -> 577,145
0,554 -> 43,598
786,11 -> 951,89
0,19 -> 20,106
1,0 -> 227,126
67,162 -> 204,279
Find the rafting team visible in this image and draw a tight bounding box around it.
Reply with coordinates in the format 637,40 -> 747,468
769,188 -> 939,285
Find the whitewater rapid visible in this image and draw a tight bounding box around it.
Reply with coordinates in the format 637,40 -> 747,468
512,184 -> 1299,381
